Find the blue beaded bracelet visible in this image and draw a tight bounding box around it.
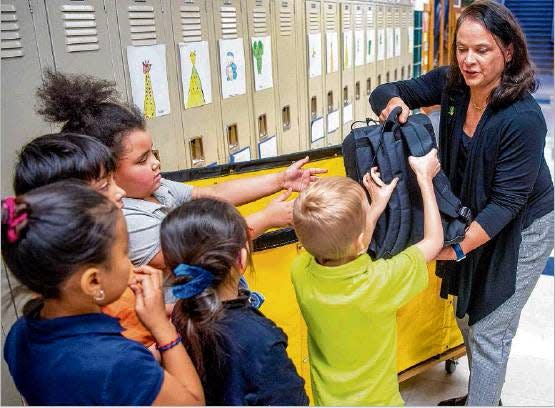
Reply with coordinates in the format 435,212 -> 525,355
156,335 -> 182,352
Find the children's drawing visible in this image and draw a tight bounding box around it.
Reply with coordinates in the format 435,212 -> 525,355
258,135 -> 277,159
179,41 -> 213,109
377,29 -> 385,61
226,52 -> 238,81
326,32 -> 339,74
251,36 -> 273,91
308,33 -> 322,78
127,44 -> 170,118
310,117 -> 324,143
355,30 -> 365,67
142,61 -> 156,119
366,29 -> 375,63
394,27 -> 401,57
343,31 -> 352,69
386,27 -> 394,59
219,38 -> 246,98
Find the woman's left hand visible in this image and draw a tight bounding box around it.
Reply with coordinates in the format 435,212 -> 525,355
435,246 -> 456,261
281,156 -> 327,192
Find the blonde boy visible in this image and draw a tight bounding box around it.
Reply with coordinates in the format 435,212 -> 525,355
291,149 -> 443,406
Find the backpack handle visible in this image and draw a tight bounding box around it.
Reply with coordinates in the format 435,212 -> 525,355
383,106 -> 403,133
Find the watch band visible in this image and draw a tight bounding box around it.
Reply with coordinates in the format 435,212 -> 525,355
452,243 -> 466,262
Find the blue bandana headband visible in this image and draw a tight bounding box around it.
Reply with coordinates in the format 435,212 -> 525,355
172,263 -> 214,300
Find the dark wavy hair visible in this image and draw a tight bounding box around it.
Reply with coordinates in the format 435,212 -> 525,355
160,198 -> 252,391
1,181 -> 119,303
36,70 -> 145,159
446,0 -> 537,110
14,133 -> 115,195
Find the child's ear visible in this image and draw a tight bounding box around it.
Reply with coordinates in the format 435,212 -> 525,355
80,267 -> 104,303
356,231 -> 368,256
237,247 -> 248,275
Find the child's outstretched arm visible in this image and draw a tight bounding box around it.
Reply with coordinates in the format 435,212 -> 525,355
130,265 -> 205,406
363,167 -> 399,242
191,156 -> 326,205
409,149 -> 443,262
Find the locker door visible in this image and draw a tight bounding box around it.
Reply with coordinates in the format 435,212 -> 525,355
271,0 -> 302,154
375,2 -> 385,87
365,2 -> 377,118
169,0 -> 224,167
353,2 -> 367,123
340,1 -> 354,139
323,0 -> 341,145
384,3 -> 394,83
393,5 -> 401,81
44,1 -> 121,83
305,0 -> 325,149
1,1 -> 52,196
403,4 -> 413,79
214,0 -> 254,162
112,0 -> 186,171
246,0 -> 277,159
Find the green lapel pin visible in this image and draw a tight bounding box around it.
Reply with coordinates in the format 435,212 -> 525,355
448,106 -> 455,116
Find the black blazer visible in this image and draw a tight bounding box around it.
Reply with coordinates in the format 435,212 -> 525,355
370,67 -> 553,324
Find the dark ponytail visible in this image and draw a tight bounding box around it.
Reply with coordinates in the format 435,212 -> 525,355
36,70 -> 145,159
1,180 -> 119,303
160,198 -> 252,380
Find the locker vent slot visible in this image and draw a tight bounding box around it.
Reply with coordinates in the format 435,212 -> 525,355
354,6 -> 363,30
1,4 -> 23,59
252,7 -> 267,35
181,5 -> 202,42
386,10 -> 393,26
61,4 -> 99,52
308,3 -> 320,34
279,4 -> 292,36
325,4 -> 335,32
221,6 -> 237,39
377,8 -> 384,26
128,5 -> 157,46
367,6 -> 373,29
342,5 -> 351,30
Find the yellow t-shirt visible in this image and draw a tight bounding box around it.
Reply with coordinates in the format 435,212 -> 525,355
291,245 -> 428,406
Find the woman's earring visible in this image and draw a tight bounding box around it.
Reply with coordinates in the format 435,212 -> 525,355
94,289 -> 105,302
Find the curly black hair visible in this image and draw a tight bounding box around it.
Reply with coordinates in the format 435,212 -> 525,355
36,70 -> 145,159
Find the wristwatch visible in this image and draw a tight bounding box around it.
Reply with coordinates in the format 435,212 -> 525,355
451,243 -> 466,262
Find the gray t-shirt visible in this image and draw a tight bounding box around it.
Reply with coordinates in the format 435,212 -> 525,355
123,178 -> 193,266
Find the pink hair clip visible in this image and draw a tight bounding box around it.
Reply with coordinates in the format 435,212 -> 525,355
3,197 -> 28,243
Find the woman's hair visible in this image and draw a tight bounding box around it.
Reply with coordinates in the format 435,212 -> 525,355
447,0 -> 537,109
36,70 -> 145,159
160,198 -> 252,380
1,180 -> 119,301
14,133 -> 115,195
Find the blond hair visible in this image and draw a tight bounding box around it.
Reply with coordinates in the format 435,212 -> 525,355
293,176 -> 367,260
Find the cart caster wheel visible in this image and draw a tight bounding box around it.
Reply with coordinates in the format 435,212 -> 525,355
445,359 -> 458,374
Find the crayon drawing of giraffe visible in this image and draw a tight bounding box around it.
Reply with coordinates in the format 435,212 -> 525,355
142,60 -> 156,119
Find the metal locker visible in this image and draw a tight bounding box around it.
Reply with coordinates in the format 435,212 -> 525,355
169,0 -> 224,167
365,1 -> 377,119
305,0 -> 326,149
392,4 -> 401,81
352,1 -> 367,124
213,0 -> 255,163
1,1 -> 52,196
246,0 -> 277,159
375,1 -> 386,88
340,0 -> 354,140
270,0 -> 302,154
44,0 -> 125,88
384,2 -> 395,84
110,0 -> 186,171
401,2 -> 413,80
323,0 -> 341,145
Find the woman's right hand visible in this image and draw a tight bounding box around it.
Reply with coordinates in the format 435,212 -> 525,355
379,96 -> 410,123
129,265 -> 174,340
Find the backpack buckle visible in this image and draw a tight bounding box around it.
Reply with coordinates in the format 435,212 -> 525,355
458,206 -> 473,225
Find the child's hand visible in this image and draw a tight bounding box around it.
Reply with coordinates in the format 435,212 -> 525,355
408,148 -> 441,182
129,265 -> 172,338
281,156 -> 327,192
363,167 -> 399,214
264,189 -> 294,228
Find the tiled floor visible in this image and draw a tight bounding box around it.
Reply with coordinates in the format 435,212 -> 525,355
400,275 -> 555,406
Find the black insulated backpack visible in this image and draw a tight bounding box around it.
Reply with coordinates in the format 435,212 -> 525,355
342,107 -> 473,260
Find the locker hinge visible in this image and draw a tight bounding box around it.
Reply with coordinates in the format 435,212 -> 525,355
28,0 -> 33,14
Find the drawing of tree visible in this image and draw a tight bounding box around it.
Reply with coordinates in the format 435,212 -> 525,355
186,51 -> 205,108
142,60 -> 156,119
252,40 -> 264,75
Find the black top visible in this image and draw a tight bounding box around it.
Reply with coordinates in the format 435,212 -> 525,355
200,294 -> 309,406
370,66 -> 554,325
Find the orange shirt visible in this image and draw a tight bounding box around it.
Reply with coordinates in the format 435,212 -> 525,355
101,287 -> 155,347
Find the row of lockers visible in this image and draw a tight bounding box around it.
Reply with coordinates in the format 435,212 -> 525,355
1,0 -> 414,194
